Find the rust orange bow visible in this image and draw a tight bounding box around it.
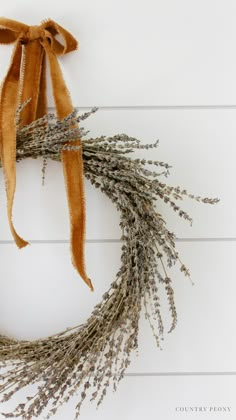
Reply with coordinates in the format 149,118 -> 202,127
0,17 -> 93,291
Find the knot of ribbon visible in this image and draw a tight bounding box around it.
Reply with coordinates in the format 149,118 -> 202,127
0,17 -> 93,291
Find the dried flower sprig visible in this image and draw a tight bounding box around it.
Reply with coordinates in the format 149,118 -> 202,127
0,108 -> 219,419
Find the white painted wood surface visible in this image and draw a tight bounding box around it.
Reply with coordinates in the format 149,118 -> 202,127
1,0 -> 236,106
0,242 -> 235,373
0,109 -> 232,240
0,0 -> 235,419
2,376 -> 236,420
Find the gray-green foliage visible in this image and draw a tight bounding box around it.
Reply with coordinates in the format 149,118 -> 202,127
0,108 -> 218,419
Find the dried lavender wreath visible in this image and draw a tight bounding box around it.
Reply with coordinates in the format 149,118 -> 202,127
0,107 -> 218,419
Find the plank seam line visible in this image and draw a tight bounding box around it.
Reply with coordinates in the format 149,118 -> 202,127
0,238 -> 234,244
48,105 -> 236,111
125,372 -> 236,377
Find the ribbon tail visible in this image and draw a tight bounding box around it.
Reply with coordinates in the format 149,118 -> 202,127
19,41 -> 46,125
0,41 -> 29,248
62,150 -> 93,291
36,51 -> 47,120
42,39 -> 93,291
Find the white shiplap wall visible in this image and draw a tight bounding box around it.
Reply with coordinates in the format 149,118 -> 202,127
0,1 -> 236,419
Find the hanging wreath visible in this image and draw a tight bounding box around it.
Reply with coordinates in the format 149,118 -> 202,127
0,17 -> 218,419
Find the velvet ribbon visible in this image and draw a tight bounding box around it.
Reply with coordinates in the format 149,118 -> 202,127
0,17 -> 93,290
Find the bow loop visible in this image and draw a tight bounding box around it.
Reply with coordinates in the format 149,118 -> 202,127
0,17 -> 78,54
41,20 -> 78,55
0,17 -> 93,291
0,17 -> 28,36
0,28 -> 20,44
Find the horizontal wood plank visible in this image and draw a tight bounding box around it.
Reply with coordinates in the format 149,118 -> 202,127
1,0 -> 236,106
1,374 -> 235,419
0,242 -> 235,373
0,109 -> 233,240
